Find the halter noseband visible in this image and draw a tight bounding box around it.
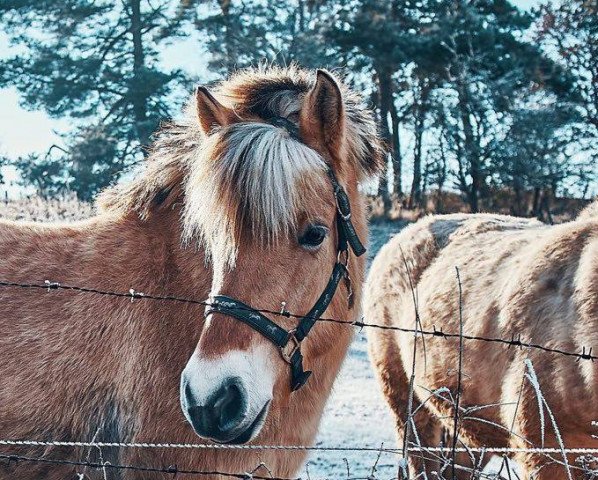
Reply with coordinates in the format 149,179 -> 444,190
204,118 -> 366,392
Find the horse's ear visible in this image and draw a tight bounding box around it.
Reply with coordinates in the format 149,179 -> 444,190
195,86 -> 237,134
300,69 -> 346,159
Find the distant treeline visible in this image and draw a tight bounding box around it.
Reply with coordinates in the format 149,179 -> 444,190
0,0 -> 596,217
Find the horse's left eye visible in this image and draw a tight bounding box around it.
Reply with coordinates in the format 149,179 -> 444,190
299,224 -> 329,250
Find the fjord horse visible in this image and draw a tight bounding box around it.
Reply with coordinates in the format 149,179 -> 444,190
365,205 -> 598,479
0,67 -> 383,479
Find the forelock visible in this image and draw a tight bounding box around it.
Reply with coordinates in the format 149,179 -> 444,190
183,122 -> 327,265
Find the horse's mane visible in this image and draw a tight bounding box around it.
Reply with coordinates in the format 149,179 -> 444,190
98,65 -> 383,262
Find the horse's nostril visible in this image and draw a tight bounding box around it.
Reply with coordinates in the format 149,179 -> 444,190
187,404 -> 211,435
184,377 -> 247,441
184,381 -> 193,405
216,382 -> 245,431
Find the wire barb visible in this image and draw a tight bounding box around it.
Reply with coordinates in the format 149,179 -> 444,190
0,279 -> 595,363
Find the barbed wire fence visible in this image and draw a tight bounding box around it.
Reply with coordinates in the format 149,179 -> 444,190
0,275 -> 597,479
0,279 -> 595,362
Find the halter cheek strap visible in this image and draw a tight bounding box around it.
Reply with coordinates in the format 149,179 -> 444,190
327,170 -> 366,257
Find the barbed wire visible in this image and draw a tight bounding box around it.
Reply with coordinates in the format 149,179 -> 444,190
2,441 -> 597,480
2,450 -> 596,480
0,439 -> 396,453
2,439 -> 598,455
0,278 -> 596,363
0,452 -> 293,479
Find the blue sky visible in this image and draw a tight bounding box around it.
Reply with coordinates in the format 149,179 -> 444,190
0,0 -> 543,194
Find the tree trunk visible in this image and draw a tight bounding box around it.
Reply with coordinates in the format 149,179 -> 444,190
513,184 -> 523,217
390,98 -> 402,197
409,119 -> 423,209
298,0 -> 305,32
539,188 -> 554,224
408,81 -> 429,209
130,0 -> 150,150
436,133 -> 448,214
457,79 -> 481,213
532,187 -> 541,217
376,68 -> 394,216
219,0 -> 235,74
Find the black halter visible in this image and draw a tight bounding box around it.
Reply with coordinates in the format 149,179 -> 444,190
204,119 -> 366,392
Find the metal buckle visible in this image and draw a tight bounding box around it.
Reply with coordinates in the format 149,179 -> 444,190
337,249 -> 349,267
280,330 -> 301,364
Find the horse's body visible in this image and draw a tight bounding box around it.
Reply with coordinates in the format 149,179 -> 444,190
0,67 -> 382,479
365,206 -> 598,479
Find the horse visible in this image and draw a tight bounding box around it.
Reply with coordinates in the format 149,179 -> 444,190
364,203 -> 598,479
0,66 -> 383,479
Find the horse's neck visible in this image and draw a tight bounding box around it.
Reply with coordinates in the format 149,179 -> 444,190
0,210 -> 213,442
60,209 -> 211,298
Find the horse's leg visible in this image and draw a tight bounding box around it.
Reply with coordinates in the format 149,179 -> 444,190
509,426 -> 598,479
501,358 -> 598,480
368,321 -> 447,479
513,449 -> 594,480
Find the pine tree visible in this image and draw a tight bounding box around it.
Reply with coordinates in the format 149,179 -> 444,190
415,0 -> 576,212
495,103 -> 580,218
321,0 -> 421,214
536,0 -> 598,175
0,0 -> 186,199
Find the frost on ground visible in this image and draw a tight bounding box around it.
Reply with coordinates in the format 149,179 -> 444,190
0,195 -> 94,222
305,221 -> 407,479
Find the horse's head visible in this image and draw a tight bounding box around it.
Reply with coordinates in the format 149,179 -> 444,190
179,68 -> 383,444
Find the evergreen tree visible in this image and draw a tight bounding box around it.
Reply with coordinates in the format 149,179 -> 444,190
180,0 -> 329,76
495,102 -> 580,218
536,0 -> 598,173
1,0 -> 592,210
321,0 -> 422,213
414,0 -> 575,212
0,0 -> 186,199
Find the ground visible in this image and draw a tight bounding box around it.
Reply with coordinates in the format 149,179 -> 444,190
307,221 -> 407,479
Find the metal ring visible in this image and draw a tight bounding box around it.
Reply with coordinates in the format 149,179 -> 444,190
280,330 -> 301,364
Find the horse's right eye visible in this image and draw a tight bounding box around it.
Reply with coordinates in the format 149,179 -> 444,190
298,224 -> 329,251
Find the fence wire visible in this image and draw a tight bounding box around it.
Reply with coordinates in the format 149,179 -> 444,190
1,439 -> 598,455
0,452 -> 292,479
0,279 -> 595,362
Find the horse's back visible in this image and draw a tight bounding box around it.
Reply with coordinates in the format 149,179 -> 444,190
365,212 -> 542,325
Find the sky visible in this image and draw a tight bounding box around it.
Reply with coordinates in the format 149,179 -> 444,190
0,0 -> 544,195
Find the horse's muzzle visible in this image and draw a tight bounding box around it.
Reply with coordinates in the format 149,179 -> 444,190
181,370 -> 271,444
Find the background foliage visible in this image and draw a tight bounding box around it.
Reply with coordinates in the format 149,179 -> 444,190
0,0 -> 596,216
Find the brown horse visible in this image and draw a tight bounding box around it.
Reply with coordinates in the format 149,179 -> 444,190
365,204 -> 598,479
0,66 -> 383,479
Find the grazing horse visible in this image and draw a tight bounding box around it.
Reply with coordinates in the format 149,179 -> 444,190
365,204 -> 598,479
0,67 -> 383,479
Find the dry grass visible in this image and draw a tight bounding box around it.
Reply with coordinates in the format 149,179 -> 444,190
0,195 -> 95,222
367,190 -> 592,223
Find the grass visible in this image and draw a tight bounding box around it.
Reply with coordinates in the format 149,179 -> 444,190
0,195 -> 95,222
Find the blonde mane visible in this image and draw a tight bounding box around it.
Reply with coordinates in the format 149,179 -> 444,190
183,122 -> 327,263
98,66 -> 383,263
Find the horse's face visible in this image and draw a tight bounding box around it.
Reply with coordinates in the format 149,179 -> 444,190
180,70 -> 376,444
181,191 -> 338,444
